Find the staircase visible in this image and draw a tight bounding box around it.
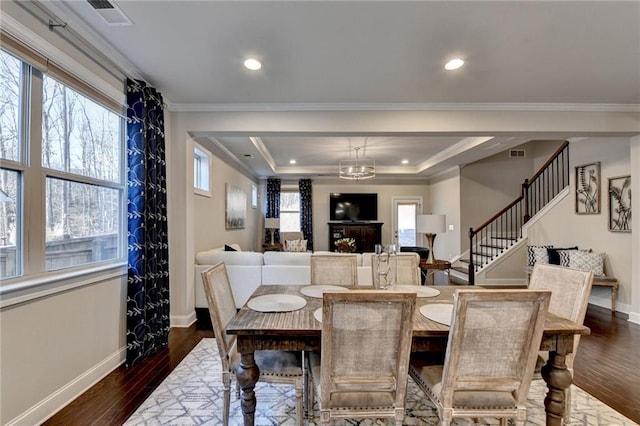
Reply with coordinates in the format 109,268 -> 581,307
453,141 -> 570,284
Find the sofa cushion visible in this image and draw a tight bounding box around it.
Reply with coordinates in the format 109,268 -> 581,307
263,251 -> 312,266
195,250 -> 263,266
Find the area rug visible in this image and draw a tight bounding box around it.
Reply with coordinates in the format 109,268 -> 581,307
125,339 -> 637,425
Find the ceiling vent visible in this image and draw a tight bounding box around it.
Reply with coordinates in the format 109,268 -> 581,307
87,0 -> 132,26
509,149 -> 526,158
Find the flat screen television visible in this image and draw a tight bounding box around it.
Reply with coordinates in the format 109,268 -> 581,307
329,193 -> 378,221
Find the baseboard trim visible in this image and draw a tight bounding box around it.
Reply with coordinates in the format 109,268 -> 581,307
170,310 -> 197,328
628,311 -> 640,325
6,347 -> 126,426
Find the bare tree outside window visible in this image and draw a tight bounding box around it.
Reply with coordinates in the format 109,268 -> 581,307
0,48 -> 125,278
280,192 -> 300,232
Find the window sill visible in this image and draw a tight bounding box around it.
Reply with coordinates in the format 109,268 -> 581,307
0,260 -> 128,309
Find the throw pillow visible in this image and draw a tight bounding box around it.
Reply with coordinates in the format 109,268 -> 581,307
568,251 -> 605,276
224,244 -> 237,252
285,239 -> 308,252
547,247 -> 578,265
527,245 -> 551,266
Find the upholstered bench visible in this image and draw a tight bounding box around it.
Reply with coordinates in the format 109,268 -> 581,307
524,265 -> 618,312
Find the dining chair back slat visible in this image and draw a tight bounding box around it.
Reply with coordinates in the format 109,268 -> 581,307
310,254 -> 358,286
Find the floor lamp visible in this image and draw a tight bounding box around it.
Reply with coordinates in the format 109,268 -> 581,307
265,218 -> 280,245
417,214 -> 446,264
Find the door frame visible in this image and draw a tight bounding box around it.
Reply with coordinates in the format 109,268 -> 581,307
391,196 -> 424,246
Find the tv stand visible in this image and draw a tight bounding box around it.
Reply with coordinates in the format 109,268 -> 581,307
328,222 -> 383,253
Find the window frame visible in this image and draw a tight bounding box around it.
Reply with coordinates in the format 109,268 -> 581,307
193,142 -> 212,197
0,46 -> 127,299
279,190 -> 301,233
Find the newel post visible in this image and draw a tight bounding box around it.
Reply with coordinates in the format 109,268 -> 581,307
468,227 -> 475,285
523,178 -> 531,223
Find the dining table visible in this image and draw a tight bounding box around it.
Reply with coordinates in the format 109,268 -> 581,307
226,284 -> 590,426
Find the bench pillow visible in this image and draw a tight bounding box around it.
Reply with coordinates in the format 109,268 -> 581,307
284,239 -> 308,252
568,250 -> 605,276
527,245 -> 551,266
547,246 -> 578,265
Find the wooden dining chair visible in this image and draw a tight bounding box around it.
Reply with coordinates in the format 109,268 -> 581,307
409,289 -> 551,426
201,262 -> 306,426
370,252 -> 421,286
528,263 -> 594,421
307,290 -> 416,425
310,254 -> 358,286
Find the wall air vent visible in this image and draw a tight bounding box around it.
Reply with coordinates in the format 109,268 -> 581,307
509,149 -> 526,158
87,0 -> 132,26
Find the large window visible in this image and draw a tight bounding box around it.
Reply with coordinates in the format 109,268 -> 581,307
0,47 -> 125,280
280,192 -> 301,232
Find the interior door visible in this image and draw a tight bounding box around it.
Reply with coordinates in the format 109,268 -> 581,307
391,197 -> 423,247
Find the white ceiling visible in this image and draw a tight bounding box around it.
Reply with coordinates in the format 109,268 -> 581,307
46,0 -> 640,180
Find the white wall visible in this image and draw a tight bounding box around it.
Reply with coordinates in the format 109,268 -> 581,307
527,137 -> 633,312
0,273 -> 127,425
427,168 -> 462,261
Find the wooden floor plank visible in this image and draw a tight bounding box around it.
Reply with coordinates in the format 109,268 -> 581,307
43,305 -> 639,425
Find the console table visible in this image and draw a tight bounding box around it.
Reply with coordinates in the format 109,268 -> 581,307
328,222 -> 382,253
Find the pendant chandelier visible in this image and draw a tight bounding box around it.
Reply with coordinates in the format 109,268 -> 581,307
339,145 -> 375,181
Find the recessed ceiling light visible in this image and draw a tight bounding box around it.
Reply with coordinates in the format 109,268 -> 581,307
244,58 -> 262,71
444,58 -> 464,70
401,159 -> 409,164
289,159 -> 297,164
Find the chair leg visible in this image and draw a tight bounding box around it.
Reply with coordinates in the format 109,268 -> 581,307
295,377 -> 304,426
563,386 -> 572,423
223,372 -> 231,426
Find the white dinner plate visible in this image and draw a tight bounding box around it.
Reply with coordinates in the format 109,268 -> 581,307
247,294 -> 307,313
390,285 -> 440,298
300,285 -> 348,298
420,303 -> 454,326
313,307 -> 323,323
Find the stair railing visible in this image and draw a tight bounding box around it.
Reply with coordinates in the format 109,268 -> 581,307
467,141 -> 570,284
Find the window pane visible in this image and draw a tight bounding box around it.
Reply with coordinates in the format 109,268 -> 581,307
42,75 -> 121,183
0,50 -> 22,162
0,169 -> 20,278
280,212 -> 300,232
280,192 -> 300,212
398,204 -> 417,246
45,177 -> 121,270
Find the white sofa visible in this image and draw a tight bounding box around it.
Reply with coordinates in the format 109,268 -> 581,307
194,246 -> 418,309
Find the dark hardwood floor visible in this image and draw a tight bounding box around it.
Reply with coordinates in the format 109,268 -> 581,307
44,304 -> 639,425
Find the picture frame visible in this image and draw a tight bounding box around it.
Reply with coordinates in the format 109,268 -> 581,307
251,184 -> 258,209
575,162 -> 600,214
225,183 -> 246,229
608,175 -> 631,232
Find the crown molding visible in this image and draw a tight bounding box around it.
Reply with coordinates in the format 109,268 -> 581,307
166,102 -> 640,113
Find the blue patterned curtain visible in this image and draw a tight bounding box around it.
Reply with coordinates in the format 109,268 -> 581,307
126,79 -> 170,367
265,178 -> 281,243
299,179 -> 313,250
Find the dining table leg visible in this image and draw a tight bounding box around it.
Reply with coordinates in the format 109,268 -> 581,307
236,351 -> 259,426
541,348 -> 573,426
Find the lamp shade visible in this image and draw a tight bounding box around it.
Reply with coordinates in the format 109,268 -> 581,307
265,218 -> 280,229
416,214 -> 446,234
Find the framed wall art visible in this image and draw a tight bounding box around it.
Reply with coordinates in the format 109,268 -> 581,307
575,162 -> 600,214
225,183 -> 246,229
608,175 -> 631,232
